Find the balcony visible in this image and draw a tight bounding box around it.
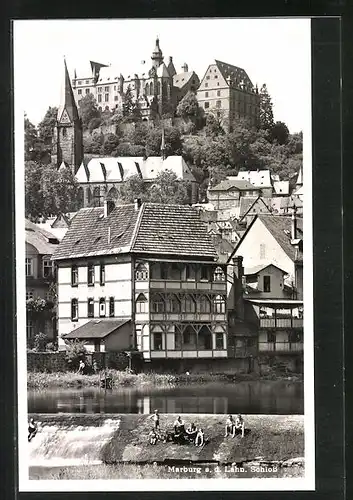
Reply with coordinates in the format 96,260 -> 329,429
258,342 -> 303,353
259,317 -> 303,329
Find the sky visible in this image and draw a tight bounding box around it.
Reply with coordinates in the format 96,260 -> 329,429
13,18 -> 311,133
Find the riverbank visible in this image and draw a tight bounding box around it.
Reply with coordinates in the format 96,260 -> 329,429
27,370 -> 303,390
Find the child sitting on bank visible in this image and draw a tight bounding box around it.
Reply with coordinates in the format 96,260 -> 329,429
195,427 -> 205,447
235,414 -> 245,438
148,428 -> 158,445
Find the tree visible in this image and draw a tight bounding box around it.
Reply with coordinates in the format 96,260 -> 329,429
269,121 -> 290,145
259,84 -> 274,131
25,160 -> 44,220
40,163 -> 79,217
102,133 -> 120,155
78,93 -> 101,129
176,91 -> 202,121
146,125 -> 182,157
65,340 -> 87,371
204,110 -> 225,137
38,107 -> 58,145
151,170 -> 191,205
119,174 -> 147,203
122,85 -> 135,118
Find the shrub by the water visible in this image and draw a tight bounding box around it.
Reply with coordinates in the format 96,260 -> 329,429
33,332 -> 49,352
64,340 -> 87,371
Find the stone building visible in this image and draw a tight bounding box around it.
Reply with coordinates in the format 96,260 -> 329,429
207,179 -> 260,210
197,60 -> 260,128
72,38 -> 200,120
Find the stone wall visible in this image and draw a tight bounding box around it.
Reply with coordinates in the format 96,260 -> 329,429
145,357 -> 258,375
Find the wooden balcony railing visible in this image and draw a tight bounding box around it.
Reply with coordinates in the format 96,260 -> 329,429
258,342 -> 303,353
259,317 -> 303,329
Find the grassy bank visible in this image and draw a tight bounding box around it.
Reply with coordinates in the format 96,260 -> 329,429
27,370 -> 302,390
29,462 -> 304,480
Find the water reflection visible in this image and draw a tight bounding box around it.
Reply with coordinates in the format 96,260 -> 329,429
28,381 -> 303,415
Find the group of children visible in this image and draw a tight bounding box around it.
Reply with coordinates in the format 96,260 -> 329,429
148,410 -> 245,446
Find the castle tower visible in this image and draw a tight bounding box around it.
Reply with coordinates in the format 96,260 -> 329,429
151,37 -> 164,69
55,59 -> 83,174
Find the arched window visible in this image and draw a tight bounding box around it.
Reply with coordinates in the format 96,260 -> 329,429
145,84 -> 149,96
62,127 -> 67,137
156,81 -> 161,95
198,295 -> 211,313
166,294 -> 180,313
213,266 -> 225,282
151,293 -> 165,313
136,293 -> 147,313
135,263 -> 148,281
77,187 -> 84,209
107,187 -> 117,201
93,186 -> 100,206
99,297 -> 106,317
213,295 -> 226,314
86,187 -> 92,205
149,82 -> 153,95
183,295 -> 196,313
198,325 -> 212,350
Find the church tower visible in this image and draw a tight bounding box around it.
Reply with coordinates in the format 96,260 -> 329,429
54,59 -> 83,174
151,37 -> 164,69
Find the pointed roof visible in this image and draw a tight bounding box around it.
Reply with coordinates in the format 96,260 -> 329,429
167,57 -> 177,77
57,59 -> 79,123
156,62 -> 170,78
296,165 -> 303,186
151,37 -> 163,64
214,60 -> 254,92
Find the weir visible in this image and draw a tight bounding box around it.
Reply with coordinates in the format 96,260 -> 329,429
28,413 -> 304,468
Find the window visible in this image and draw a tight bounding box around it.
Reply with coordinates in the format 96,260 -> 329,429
135,263 -> 148,281
214,75 -> 218,79
85,88 -> 90,94
166,295 -> 180,313
136,293 -> 148,313
169,263 -> 181,280
71,299 -> 78,321
71,265 -> 78,287
94,340 -> 100,352
114,96 -> 118,101
198,295 -> 211,313
99,264 -> 105,286
213,266 -> 225,282
263,275 -> 271,292
205,91 -> 209,98
105,94 -> 109,102
204,102 -> 209,109
206,76 -> 210,80
85,80 -> 89,84
200,266 -> 210,281
78,81 -> 82,85
25,258 -> 33,277
87,264 -> 95,286
213,295 -> 226,314
186,264 -> 196,281
151,294 -> 165,313
183,295 -> 196,313
98,94 -> 102,103
109,297 -> 115,317
62,127 -> 67,137
216,100 -> 222,108
98,87 -> 102,93
154,332 -> 163,351
26,290 -> 34,300
260,243 -> 266,260
289,331 -> 302,343
217,90 -> 221,96
267,332 -> 276,343
43,259 -> 53,278
78,89 -> 82,95
216,332 -> 224,349
99,298 -> 106,317
87,298 -> 94,318
160,263 -> 168,280
104,86 -> 109,92
205,82 -> 208,88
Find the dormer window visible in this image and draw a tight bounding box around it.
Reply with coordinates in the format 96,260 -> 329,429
213,266 -> 225,282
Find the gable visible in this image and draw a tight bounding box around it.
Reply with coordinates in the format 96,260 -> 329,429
59,108 -> 71,124
198,63 -> 228,91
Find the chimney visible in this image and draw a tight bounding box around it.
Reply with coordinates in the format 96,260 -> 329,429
291,205 -> 297,240
134,198 -> 142,211
182,63 -> 188,73
104,199 -> 115,218
169,56 -> 173,63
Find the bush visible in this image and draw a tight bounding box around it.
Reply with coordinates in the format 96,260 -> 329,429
33,332 -> 49,352
64,339 -> 87,371
46,341 -> 57,352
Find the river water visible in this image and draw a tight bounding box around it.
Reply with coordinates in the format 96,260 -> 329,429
28,380 -> 303,415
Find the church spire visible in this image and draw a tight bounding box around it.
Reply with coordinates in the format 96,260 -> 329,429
57,58 -> 79,123
151,36 -> 163,69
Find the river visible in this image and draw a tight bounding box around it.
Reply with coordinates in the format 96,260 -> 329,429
28,380 -> 303,415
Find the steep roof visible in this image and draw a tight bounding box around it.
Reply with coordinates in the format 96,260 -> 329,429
239,196 -> 272,220
173,71 -> 197,89
131,204 -> 217,258
228,214 -> 303,264
234,170 -> 273,188
209,179 -> 257,192
215,60 -> 254,91
156,63 -> 170,78
273,181 -> 290,195
53,203 -> 218,261
57,60 -> 79,122
63,319 -> 131,339
26,219 -> 60,255
244,263 -> 288,276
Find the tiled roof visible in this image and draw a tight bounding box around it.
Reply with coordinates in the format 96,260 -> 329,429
53,203 -> 218,261
244,263 -> 288,276
26,219 -> 60,255
215,60 -> 254,92
258,215 -> 303,262
52,205 -> 139,260
63,319 -> 131,339
131,204 -> 218,259
173,71 -> 196,88
209,179 -> 257,192
234,170 -> 273,188
239,196 -> 272,220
